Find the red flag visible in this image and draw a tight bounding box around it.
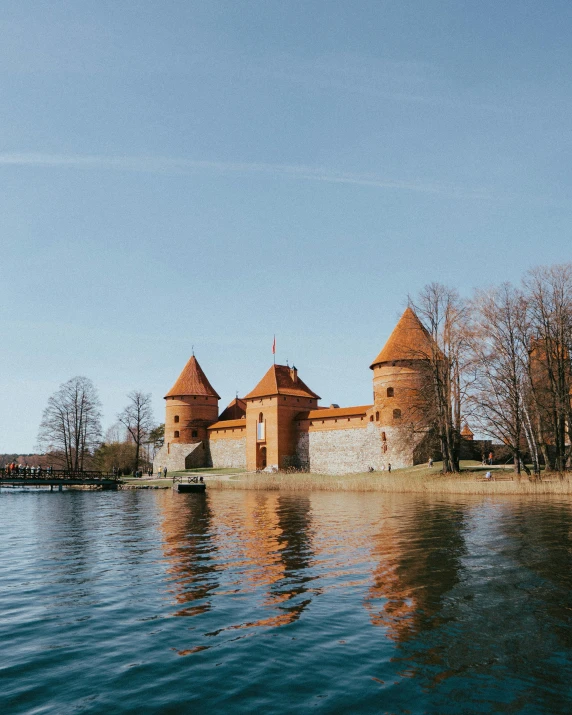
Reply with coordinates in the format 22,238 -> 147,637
272,335 -> 276,354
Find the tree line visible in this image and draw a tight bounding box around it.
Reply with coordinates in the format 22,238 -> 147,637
407,262 -> 572,474
37,378 -> 164,474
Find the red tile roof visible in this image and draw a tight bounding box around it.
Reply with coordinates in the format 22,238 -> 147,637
208,419 -> 247,430
370,307 -> 437,368
296,405 -> 372,420
244,364 -> 320,400
461,423 -> 474,437
164,355 -> 221,399
218,397 -> 247,421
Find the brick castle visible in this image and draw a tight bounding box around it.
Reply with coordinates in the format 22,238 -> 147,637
153,307 -> 438,474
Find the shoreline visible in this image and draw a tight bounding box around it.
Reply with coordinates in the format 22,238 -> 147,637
121,464 -> 572,495
206,471 -> 572,495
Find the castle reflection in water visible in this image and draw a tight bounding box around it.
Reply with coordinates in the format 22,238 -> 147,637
156,490 -> 469,645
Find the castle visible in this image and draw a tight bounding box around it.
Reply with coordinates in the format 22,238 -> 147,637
153,308 -> 436,474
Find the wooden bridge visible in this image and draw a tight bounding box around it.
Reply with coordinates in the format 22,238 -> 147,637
0,469 -> 122,491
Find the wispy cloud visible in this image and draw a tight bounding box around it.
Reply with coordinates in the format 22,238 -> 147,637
0,151 -> 499,200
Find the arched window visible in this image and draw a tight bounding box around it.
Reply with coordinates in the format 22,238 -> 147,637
174,415 -> 179,423
375,411 -> 379,421
387,387 -> 394,398
174,430 -> 180,438
393,409 -> 402,420
381,431 -> 386,441
259,412 -> 263,423
370,415 -> 374,422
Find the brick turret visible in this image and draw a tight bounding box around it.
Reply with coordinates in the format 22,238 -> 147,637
370,307 -> 434,428
164,355 -> 220,448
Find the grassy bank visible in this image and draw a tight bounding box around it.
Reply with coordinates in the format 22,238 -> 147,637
206,462 -> 572,495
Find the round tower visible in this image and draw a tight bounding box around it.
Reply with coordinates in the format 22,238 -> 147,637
164,355 -> 220,447
370,308 -> 433,427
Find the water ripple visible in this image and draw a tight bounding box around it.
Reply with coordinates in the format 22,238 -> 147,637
2,490 -> 572,713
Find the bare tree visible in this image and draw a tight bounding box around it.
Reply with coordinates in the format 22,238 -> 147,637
468,284 -> 528,474
409,283 -> 470,473
37,376 -> 102,471
118,391 -> 155,474
522,263 -> 572,472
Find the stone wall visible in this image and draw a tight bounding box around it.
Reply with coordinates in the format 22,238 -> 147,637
153,442 -> 208,473
209,436 -> 247,469
296,423 -> 427,474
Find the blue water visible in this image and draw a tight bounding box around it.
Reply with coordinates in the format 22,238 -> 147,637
1,489 -> 572,714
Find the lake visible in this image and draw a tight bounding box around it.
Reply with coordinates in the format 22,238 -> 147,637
1,488 -> 572,714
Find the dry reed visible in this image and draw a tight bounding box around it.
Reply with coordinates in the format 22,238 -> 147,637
207,470 -> 572,495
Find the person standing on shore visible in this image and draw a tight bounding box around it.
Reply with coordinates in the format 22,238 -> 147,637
388,463 -> 392,473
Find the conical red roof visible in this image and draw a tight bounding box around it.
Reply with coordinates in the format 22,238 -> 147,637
370,307 -> 437,368
461,423 -> 474,438
164,355 -> 220,399
244,364 -> 320,400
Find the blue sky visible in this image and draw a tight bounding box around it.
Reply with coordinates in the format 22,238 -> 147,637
1,1 -> 571,452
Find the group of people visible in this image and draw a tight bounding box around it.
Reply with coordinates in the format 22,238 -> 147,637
2,463 -> 52,476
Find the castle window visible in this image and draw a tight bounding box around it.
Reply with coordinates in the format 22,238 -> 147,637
370,415 -> 374,422
387,387 -> 394,398
192,430 -> 198,438
375,411 -> 379,421
193,396 -> 196,400
174,431 -> 180,438
383,444 -> 387,453
393,409 -> 402,420
257,413 -> 265,441
382,431 -> 386,441
174,415 -> 179,423
347,418 -> 350,422
284,397 -> 286,401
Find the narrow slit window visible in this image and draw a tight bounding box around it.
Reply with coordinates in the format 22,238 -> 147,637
387,387 -> 394,398
174,415 -> 179,423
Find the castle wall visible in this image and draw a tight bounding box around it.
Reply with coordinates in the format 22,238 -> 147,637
153,442 -> 209,473
209,435 -> 247,468
296,423 -> 427,474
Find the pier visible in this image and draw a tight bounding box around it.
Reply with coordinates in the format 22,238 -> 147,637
0,469 -> 122,491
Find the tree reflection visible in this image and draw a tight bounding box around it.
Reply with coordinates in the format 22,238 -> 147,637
365,499 -> 468,643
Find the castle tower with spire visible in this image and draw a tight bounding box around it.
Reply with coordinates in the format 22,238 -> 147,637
154,354 -> 220,471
